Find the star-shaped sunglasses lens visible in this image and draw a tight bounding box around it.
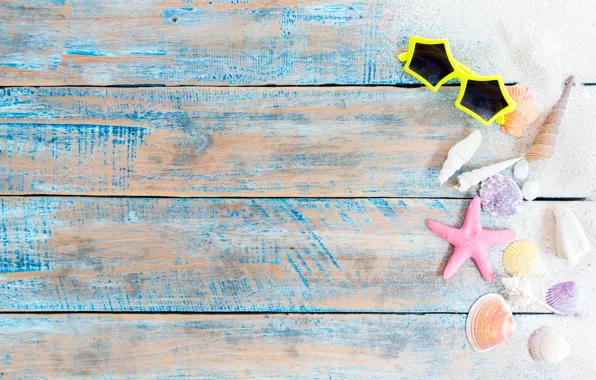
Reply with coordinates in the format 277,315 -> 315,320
458,79 -> 512,122
409,42 -> 455,87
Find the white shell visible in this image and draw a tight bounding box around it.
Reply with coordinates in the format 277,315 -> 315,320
513,159 -> 529,180
554,205 -> 591,266
438,130 -> 482,184
521,180 -> 541,201
529,327 -> 571,363
455,157 -> 522,192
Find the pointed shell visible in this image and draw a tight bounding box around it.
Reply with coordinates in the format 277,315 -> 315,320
502,240 -> 546,277
529,327 -> 571,363
502,85 -> 540,138
466,294 -> 516,353
545,281 -> 578,316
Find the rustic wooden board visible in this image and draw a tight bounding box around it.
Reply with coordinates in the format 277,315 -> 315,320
0,313 -> 593,379
1,197 -> 593,312
1,0 -> 595,86
1,86 -> 593,197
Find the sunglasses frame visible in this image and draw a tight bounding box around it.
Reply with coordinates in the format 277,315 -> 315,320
397,36 -> 516,126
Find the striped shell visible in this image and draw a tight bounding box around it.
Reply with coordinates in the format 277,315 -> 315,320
529,327 -> 571,363
466,294 -> 516,353
526,76 -> 575,163
502,240 -> 546,277
502,85 -> 540,138
545,281 -> 578,316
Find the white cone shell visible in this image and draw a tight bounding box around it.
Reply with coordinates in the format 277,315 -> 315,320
438,130 -> 482,184
529,327 -> 571,363
554,205 -> 591,266
455,157 -> 522,192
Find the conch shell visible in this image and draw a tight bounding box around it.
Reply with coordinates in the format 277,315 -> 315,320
466,293 -> 516,353
553,204 -> 590,266
525,76 -> 575,163
502,85 -> 540,138
455,157 -> 522,192
438,130 -> 482,184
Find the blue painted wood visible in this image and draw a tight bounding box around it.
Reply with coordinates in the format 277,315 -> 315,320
0,86 -> 537,197
0,313 -> 591,378
0,196 -> 572,312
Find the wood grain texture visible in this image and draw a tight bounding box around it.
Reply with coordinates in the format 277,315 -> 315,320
0,313 -> 593,379
2,86 -> 594,197
1,0 -> 595,86
1,197 -> 593,312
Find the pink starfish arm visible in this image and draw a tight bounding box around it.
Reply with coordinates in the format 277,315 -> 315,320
443,247 -> 472,280
426,220 -> 461,244
471,248 -> 494,283
481,229 -> 516,246
461,197 -> 483,231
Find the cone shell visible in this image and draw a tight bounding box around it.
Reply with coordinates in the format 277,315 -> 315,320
545,281 -> 578,316
466,294 -> 516,353
502,85 -> 540,138
502,240 -> 546,277
529,327 -> 571,363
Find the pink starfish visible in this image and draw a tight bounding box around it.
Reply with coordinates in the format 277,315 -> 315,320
426,197 -> 516,283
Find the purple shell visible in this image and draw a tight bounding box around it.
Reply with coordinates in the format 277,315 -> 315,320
546,281 -> 578,316
479,174 -> 523,217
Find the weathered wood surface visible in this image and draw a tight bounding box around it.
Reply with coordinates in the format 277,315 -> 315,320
1,86 -> 593,197
0,313 -> 593,379
1,197 -> 593,312
1,0 -> 595,86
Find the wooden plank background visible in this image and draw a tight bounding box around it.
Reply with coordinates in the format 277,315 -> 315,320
1,86 -> 594,197
0,314 -> 593,379
1,0 -> 595,86
1,197 -> 593,313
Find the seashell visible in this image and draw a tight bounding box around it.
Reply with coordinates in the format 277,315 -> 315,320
513,159 -> 529,180
456,157 -> 522,192
480,174 -> 523,216
529,327 -> 571,363
502,85 -> 540,138
466,293 -> 516,353
545,281 -> 578,316
521,179 -> 541,201
502,240 -> 546,277
553,205 -> 591,266
526,76 -> 575,163
438,130 -> 482,184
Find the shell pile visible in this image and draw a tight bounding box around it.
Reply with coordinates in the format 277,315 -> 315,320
466,294 -> 516,353
545,281 -> 578,316
502,240 -> 546,277
502,85 -> 540,138
529,327 -> 571,363
479,174 -> 523,216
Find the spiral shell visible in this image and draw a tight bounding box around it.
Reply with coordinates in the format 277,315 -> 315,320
529,327 -> 571,363
545,281 -> 578,316
466,294 -> 516,353
502,85 -> 540,138
502,240 -> 546,277
526,76 -> 575,163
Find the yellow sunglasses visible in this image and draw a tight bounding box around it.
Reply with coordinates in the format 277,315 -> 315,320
397,36 -> 516,126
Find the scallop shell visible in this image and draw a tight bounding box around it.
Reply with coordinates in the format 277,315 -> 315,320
502,85 -> 540,138
480,174 -> 523,216
502,240 -> 546,277
545,281 -> 578,316
466,293 -> 516,353
529,327 -> 571,363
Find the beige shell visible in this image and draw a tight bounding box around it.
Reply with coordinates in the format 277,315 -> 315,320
466,294 -> 516,353
502,85 -> 540,138
529,327 -> 571,363
526,76 -> 575,163
502,240 -> 546,277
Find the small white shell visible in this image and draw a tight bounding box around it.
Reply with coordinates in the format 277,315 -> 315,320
529,327 -> 570,363
438,130 -> 482,184
513,160 -> 529,180
522,180 -> 541,201
554,205 -> 591,266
